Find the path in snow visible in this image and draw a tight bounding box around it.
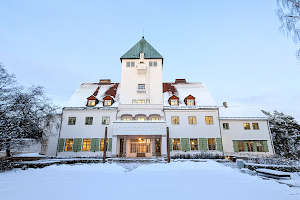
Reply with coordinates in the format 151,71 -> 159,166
0,160 -> 299,200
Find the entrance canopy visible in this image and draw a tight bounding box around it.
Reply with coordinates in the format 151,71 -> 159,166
113,121 -> 166,136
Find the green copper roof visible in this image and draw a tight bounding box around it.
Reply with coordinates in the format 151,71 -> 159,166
120,37 -> 163,60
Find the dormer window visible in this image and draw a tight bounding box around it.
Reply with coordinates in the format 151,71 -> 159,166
103,96 -> 114,106
184,95 -> 196,106
169,95 -> 179,106
104,100 -> 112,106
86,96 -> 99,107
170,99 -> 178,105
88,100 -> 96,106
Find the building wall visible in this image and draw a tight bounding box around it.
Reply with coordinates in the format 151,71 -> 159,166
119,57 -> 163,105
220,119 -> 274,156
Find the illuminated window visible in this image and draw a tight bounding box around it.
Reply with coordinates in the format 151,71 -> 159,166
238,141 -> 244,152
256,141 -> 264,152
149,61 -> 153,66
88,100 -> 96,106
247,141 -> 254,152
171,116 -> 179,125
223,123 -> 229,130
252,123 -> 259,130
146,99 -> 150,104
123,117 -> 131,121
137,117 -> 145,121
205,116 -> 213,124
64,139 -> 73,151
190,139 -> 198,150
100,139 -> 108,151
85,117 -> 93,125
82,139 -> 91,151
132,100 -> 136,104
131,61 -> 135,67
68,117 -> 76,125
151,117 -> 159,121
138,84 -> 145,89
208,138 -> 216,150
186,99 -> 194,105
154,61 -> 157,66
130,138 -> 151,153
138,100 -> 145,104
126,62 -> 130,67
244,123 -> 250,130
102,117 -> 110,125
172,139 -> 180,151
170,99 -> 178,105
189,116 -> 197,124
104,100 -> 112,106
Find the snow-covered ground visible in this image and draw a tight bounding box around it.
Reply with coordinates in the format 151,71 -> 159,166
0,160 -> 299,200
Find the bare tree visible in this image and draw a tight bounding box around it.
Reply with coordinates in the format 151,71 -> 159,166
276,0 -> 300,59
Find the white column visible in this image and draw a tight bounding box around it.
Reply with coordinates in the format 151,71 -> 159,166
161,136 -> 167,157
111,135 -> 117,157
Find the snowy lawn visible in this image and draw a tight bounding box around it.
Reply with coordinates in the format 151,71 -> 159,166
0,160 -> 299,200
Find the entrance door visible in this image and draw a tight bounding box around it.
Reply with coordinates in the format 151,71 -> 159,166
155,138 -> 161,156
119,139 -> 124,157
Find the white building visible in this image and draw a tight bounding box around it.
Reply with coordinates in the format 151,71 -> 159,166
47,37 -> 274,158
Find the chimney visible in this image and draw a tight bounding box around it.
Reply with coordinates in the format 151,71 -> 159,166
99,79 -> 111,84
175,79 -> 186,84
223,102 -> 228,108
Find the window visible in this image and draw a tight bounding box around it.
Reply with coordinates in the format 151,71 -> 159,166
65,139 -> 73,151
131,61 -> 135,67
138,84 -> 145,89
130,139 -> 151,153
244,123 -> 250,130
104,100 -> 112,106
138,100 -> 145,104
146,99 -> 150,104
189,116 -> 197,124
123,117 -> 131,121
85,117 -> 93,125
252,123 -> 259,130
82,139 -> 91,151
137,117 -> 145,121
172,139 -> 180,151
151,117 -> 159,121
205,116 -> 213,124
100,139 -> 108,151
149,61 -> 153,66
132,100 -> 136,104
190,139 -> 198,150
126,62 -> 130,67
238,141 -> 244,152
186,99 -> 194,105
172,116 -> 179,125
88,100 -> 96,106
68,117 -> 76,125
256,141 -> 264,152
170,99 -> 178,105
102,117 -> 110,125
223,123 -> 229,130
154,61 -> 157,66
247,141 -> 254,152
208,138 -> 216,150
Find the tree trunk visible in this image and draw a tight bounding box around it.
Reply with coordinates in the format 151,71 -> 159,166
6,148 -> 11,158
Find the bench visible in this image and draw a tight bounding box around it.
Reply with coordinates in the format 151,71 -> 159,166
256,169 -> 291,179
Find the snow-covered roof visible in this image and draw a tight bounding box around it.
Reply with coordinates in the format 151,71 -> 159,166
163,82 -> 217,107
65,83 -> 120,108
219,106 -> 267,119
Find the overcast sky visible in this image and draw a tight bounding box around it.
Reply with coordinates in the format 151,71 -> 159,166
1,0 -> 300,122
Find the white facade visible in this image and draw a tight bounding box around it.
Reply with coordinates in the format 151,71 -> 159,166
50,37 -> 274,159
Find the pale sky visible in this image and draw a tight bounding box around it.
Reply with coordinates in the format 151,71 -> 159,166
1,0 -> 300,122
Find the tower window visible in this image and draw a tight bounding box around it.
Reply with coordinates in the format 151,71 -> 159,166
138,84 -> 145,89
131,62 -> 135,67
149,61 -> 153,66
126,62 -> 130,67
154,61 -> 157,66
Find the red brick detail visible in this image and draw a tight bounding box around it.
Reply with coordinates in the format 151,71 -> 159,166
168,95 -> 179,105
104,83 -> 119,98
163,83 -> 177,95
93,86 -> 100,96
184,95 -> 196,105
86,95 -> 99,106
103,96 -> 114,106
175,79 -> 186,83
